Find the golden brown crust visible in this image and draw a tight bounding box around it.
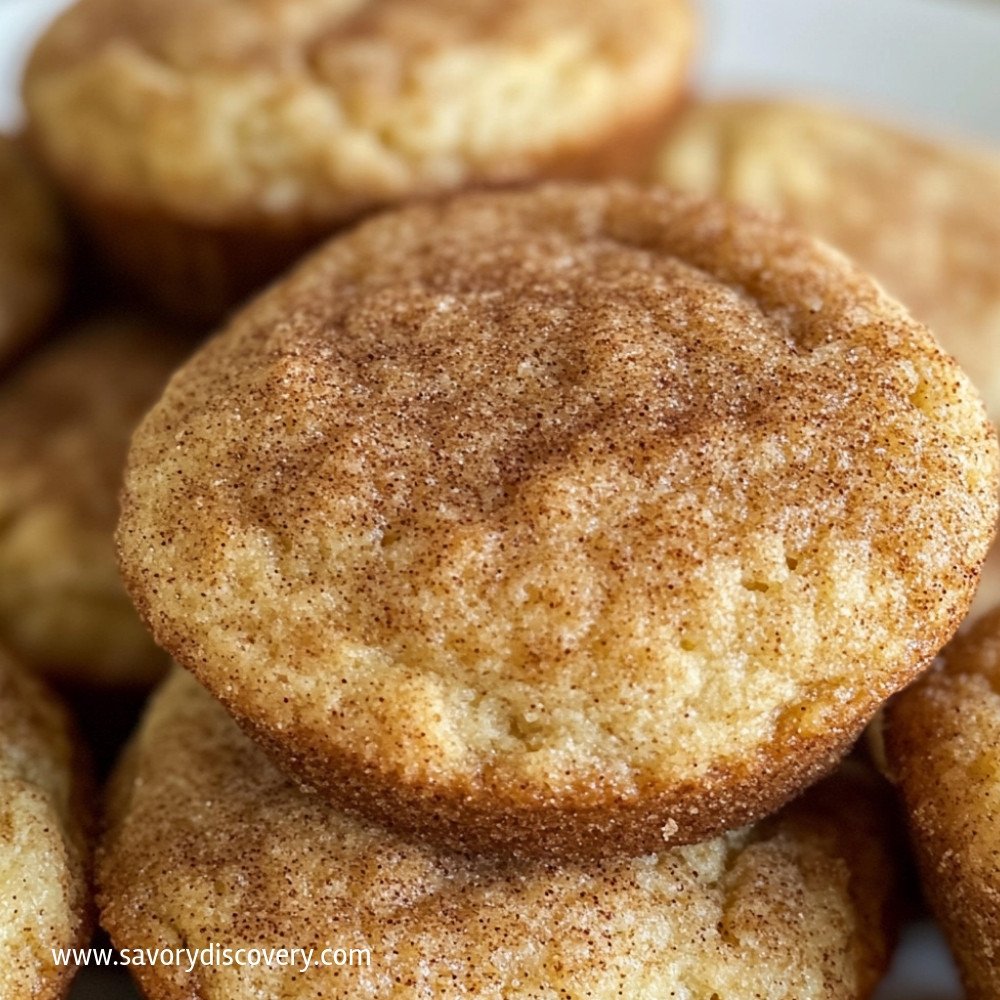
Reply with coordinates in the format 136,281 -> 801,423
884,607 -> 1000,1000
651,98 -> 1000,419
0,318 -> 189,686
0,647 -> 92,1000
99,670 -> 899,1000
0,135 -> 66,366
117,183 -> 998,858
25,0 -> 694,318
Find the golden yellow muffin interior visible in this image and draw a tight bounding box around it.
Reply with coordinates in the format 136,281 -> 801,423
885,607 -> 1000,1000
0,647 -> 90,999
118,184 -> 998,858
0,136 -> 65,365
651,98 -> 1000,419
100,670 -> 899,1000
25,0 -> 694,228
0,318 -> 188,687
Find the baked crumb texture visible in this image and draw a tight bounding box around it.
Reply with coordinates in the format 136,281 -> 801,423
651,98 -> 1000,420
24,0 -> 695,318
885,606 -> 1000,1000
0,318 -> 188,687
0,135 -> 66,365
0,648 -> 91,1000
117,183 -> 999,858
100,670 -> 899,1000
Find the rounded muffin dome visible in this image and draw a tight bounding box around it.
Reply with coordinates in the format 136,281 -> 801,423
117,183 -> 999,858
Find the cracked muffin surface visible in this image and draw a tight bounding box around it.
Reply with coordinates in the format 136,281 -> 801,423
99,669 -> 899,1000
117,183 -> 998,857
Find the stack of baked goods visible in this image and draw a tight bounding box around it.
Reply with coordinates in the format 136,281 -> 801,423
3,0 -> 1000,997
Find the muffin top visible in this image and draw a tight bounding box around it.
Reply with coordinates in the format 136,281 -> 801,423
25,0 -> 694,227
118,183 -> 998,857
652,99 -> 1000,418
100,669 -> 898,1000
0,648 -> 91,999
0,136 -> 65,366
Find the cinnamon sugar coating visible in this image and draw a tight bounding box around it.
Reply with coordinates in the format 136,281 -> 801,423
651,99 -> 1000,419
0,319 -> 188,686
0,648 -> 91,999
24,0 -> 694,317
0,136 -> 65,365
100,670 -> 899,1000
117,183 -> 999,858
885,607 -> 1000,999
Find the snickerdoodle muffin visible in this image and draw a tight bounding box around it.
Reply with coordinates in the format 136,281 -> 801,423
0,647 -> 91,999
0,135 -> 66,366
651,99 -> 1000,418
100,669 -> 899,1000
116,184 -> 998,858
24,0 -> 695,320
884,607 -> 1000,999
0,318 -> 188,687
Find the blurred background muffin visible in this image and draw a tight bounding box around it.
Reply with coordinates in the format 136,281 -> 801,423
0,134 -> 66,367
0,317 -> 187,690
23,0 -> 695,320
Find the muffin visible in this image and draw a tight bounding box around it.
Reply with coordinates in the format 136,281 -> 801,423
24,0 -> 695,319
117,183 -> 998,858
0,646 -> 92,999
651,99 -> 1000,419
0,135 -> 66,366
100,669 -> 900,1000
884,606 -> 1000,999
0,317 -> 188,687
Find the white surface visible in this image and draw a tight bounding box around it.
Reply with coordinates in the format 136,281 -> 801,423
0,1 -> 994,997
698,0 -> 1000,143
0,0 -> 69,128
874,921 -> 964,1000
